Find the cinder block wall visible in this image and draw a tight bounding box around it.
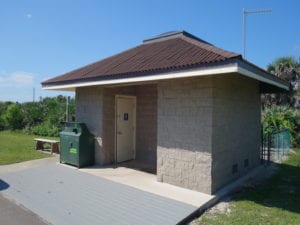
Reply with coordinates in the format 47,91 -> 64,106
136,85 -> 157,166
102,85 -> 157,166
211,74 -> 261,192
157,77 -> 214,194
157,74 -> 261,194
76,74 -> 261,194
76,86 -> 104,164
76,84 -> 157,166
76,86 -> 136,165
102,86 -> 136,165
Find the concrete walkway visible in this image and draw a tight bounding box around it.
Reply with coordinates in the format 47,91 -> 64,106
79,165 -> 213,207
0,194 -> 50,225
1,164 -> 197,225
0,156 -> 58,175
0,157 -> 271,225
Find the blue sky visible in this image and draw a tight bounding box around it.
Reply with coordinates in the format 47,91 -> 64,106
0,0 -> 299,102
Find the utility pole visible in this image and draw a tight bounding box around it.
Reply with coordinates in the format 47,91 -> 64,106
66,96 -> 70,122
32,87 -> 35,102
243,8 -> 272,59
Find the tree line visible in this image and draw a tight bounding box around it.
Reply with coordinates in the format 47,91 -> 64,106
0,95 -> 75,137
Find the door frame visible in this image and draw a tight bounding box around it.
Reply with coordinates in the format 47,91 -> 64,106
115,95 -> 136,165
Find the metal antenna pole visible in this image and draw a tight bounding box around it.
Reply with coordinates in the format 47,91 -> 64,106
243,8 -> 246,58
66,96 -> 69,122
33,87 -> 35,102
242,8 -> 272,59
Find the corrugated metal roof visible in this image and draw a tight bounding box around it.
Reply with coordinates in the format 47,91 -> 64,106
42,31 -> 241,85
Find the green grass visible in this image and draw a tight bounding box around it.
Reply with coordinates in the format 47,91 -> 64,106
0,130 -> 58,165
196,148 -> 300,225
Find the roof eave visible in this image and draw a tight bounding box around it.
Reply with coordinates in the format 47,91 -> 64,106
236,60 -> 289,92
42,60 -> 289,92
42,62 -> 239,90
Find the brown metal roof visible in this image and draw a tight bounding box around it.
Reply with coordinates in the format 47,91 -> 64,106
42,31 -> 241,85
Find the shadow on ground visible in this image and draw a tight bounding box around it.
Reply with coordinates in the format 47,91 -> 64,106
232,161 -> 300,214
0,179 -> 9,191
81,159 -> 157,174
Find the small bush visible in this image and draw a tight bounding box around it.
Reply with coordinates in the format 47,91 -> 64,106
31,122 -> 60,137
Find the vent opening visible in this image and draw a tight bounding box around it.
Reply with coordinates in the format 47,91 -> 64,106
232,164 -> 238,174
244,159 -> 249,168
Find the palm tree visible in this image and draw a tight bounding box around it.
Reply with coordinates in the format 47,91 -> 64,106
267,56 -> 300,82
262,56 -> 300,108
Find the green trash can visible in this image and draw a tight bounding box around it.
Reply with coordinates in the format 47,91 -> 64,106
60,122 -> 94,168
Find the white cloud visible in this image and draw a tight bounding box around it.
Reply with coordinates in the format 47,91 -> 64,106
293,45 -> 300,51
0,71 -> 34,87
26,14 -> 32,19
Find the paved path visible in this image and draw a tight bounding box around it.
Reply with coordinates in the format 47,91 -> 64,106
1,164 -> 197,225
0,157 -> 57,225
80,165 -> 213,207
0,194 -> 50,225
0,155 -> 58,175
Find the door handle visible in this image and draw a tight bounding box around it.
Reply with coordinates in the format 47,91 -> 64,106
117,131 -> 122,135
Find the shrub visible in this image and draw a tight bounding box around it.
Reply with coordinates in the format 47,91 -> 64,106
31,121 -> 60,137
22,102 -> 45,128
0,96 -> 75,137
3,103 -> 24,130
262,105 -> 300,146
0,116 -> 5,130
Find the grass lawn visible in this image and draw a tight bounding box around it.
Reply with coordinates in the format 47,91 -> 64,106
0,131 -> 58,165
195,148 -> 300,225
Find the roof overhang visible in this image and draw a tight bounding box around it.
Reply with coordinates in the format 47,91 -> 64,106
42,61 -> 289,92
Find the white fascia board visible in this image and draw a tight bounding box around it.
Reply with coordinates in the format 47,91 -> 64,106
42,63 -> 288,91
237,66 -> 289,90
42,64 -> 238,90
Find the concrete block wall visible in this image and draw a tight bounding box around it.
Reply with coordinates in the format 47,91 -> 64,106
157,75 -> 261,194
101,86 -> 136,165
136,85 -> 157,166
102,84 -> 157,166
76,86 -> 137,165
157,77 -> 214,194
76,84 -> 157,166
76,86 -> 104,164
76,74 -> 261,194
211,74 -> 261,192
